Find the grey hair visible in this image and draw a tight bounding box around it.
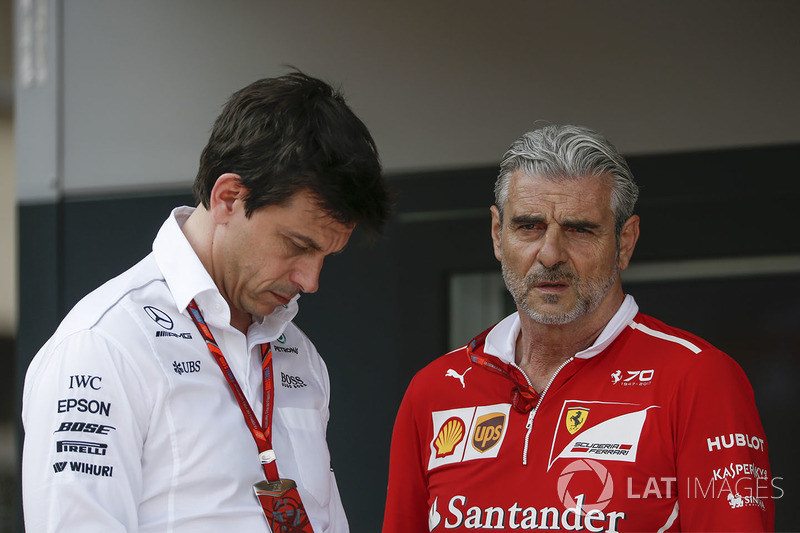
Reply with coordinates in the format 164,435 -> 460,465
494,124 -> 639,237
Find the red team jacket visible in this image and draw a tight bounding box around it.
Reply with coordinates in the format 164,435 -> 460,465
383,299 -> 774,532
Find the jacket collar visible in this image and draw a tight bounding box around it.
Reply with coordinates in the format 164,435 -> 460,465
152,206 -> 299,343
482,294 -> 639,364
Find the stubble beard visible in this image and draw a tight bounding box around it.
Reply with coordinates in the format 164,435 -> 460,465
501,261 -> 618,326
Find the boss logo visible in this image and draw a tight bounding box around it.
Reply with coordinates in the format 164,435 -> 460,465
281,372 -> 307,389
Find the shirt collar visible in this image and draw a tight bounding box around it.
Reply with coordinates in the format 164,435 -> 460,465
152,206 -> 299,342
484,294 -> 639,364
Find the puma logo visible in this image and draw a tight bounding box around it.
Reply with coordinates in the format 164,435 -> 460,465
445,367 -> 472,388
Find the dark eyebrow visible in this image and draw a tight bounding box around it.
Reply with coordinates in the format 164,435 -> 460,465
508,215 -> 600,231
287,232 -> 348,255
561,219 -> 601,231
287,233 -> 323,252
509,215 -> 546,226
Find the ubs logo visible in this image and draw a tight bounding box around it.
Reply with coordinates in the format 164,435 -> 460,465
173,360 -> 201,375
144,306 -> 173,330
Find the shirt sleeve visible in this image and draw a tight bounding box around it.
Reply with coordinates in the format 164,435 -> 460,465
674,348 -> 775,532
22,329 -> 151,532
382,374 -> 431,533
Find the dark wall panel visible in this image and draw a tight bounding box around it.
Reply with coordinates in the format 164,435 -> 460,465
60,192 -> 195,313
628,144 -> 800,261
15,203 -> 61,533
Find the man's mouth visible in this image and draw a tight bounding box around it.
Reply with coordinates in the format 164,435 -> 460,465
537,280 -> 567,286
270,292 -> 294,306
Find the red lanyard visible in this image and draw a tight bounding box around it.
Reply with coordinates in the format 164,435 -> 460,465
186,299 -> 279,481
466,337 -> 540,414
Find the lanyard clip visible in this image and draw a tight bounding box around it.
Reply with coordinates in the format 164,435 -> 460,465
259,449 -> 277,464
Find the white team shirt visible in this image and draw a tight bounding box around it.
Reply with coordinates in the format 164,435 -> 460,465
22,206 -> 349,532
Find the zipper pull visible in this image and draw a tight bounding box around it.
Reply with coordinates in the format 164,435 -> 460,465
526,410 -> 535,429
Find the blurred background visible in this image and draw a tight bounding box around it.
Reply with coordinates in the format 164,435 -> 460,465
1,0 -> 17,529
3,1 -> 799,531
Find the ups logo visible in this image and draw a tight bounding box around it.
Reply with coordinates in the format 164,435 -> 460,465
471,412 -> 506,453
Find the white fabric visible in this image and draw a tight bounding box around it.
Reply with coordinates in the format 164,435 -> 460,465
22,207 -> 349,532
483,294 -> 639,363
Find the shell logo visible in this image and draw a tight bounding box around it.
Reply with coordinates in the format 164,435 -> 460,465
433,417 -> 465,458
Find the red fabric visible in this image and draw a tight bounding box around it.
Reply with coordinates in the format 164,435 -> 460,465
383,312 -> 774,532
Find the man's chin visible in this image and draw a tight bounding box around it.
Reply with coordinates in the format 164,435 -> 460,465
522,299 -> 581,326
245,302 -> 279,319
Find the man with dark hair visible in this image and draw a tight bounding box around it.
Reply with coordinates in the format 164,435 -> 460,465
383,124 -> 773,532
22,71 -> 389,532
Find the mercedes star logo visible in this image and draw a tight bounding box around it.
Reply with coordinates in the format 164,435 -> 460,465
144,306 -> 174,330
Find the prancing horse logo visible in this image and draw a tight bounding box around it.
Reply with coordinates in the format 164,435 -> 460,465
144,306 -> 174,330
566,408 -> 589,434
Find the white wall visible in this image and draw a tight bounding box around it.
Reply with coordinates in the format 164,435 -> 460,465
15,0 -> 800,201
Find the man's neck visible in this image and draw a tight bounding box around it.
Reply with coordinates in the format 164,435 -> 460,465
514,292 -> 624,392
181,206 -> 252,335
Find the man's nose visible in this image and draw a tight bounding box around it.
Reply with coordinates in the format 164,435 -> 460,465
290,254 -> 324,294
536,227 -> 568,268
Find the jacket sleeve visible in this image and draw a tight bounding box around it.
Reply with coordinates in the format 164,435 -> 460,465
674,348 -> 775,532
382,374 -> 431,533
22,329 -> 150,532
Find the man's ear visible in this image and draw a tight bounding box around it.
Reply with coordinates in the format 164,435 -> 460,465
209,173 -> 244,222
490,205 -> 503,262
618,215 -> 640,271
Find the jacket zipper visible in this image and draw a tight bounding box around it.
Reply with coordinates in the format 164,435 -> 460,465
514,357 -> 574,465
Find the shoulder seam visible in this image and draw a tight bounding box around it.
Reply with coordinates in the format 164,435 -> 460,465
629,320 -> 702,354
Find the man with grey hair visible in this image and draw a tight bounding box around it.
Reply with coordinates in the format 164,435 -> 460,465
383,125 -> 773,532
